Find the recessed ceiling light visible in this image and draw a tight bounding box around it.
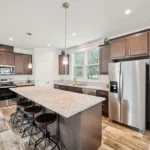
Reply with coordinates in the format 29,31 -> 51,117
125,9 -> 131,15
9,37 -> 13,40
47,44 -> 51,46
72,33 -> 76,36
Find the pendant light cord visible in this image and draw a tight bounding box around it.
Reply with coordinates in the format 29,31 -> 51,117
65,6 -> 67,50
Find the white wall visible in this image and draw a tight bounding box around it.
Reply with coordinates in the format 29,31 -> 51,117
33,48 -> 61,87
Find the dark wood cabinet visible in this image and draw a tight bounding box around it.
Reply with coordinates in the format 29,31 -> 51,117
129,32 -> 149,56
54,84 -> 59,89
110,38 -> 126,59
0,44 -> 13,53
110,31 -> 149,60
72,87 -> 83,94
15,53 -> 32,75
96,90 -> 108,117
24,54 -> 32,75
59,55 -> 69,75
15,54 -> 24,74
54,84 -> 83,94
59,85 -> 68,91
99,45 -> 110,74
0,52 -> 14,65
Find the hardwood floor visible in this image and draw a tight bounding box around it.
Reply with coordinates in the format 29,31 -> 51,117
0,106 -> 149,150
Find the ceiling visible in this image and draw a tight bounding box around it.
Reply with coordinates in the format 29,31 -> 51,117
0,0 -> 150,50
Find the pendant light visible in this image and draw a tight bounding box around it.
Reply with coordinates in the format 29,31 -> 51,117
27,33 -> 32,69
62,2 -> 69,65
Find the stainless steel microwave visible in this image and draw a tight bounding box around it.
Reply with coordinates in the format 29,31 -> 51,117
0,65 -> 15,75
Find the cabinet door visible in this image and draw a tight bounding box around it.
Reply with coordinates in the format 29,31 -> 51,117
0,52 -> 5,65
24,54 -> 32,75
0,44 -> 13,53
100,45 -> 110,74
96,90 -> 108,117
110,38 -> 126,59
59,55 -> 69,75
3,52 -> 14,65
129,32 -> 148,56
15,54 -> 24,74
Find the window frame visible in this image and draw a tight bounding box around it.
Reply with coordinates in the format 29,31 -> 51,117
72,51 -> 84,80
72,47 -> 99,81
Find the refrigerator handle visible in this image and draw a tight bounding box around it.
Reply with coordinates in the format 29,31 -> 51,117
120,71 -> 123,101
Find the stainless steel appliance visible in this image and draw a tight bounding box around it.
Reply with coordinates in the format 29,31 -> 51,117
0,65 -> 15,75
0,78 -> 16,107
109,59 -> 149,132
0,78 -> 15,87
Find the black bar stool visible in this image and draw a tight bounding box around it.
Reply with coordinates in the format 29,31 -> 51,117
11,98 -> 27,125
22,105 -> 42,142
17,101 -> 33,133
34,113 -> 60,150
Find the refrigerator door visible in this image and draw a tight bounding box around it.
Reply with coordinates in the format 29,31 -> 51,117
109,62 -> 121,122
121,60 -> 146,132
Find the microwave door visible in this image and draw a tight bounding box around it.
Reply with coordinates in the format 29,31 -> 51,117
109,62 -> 121,122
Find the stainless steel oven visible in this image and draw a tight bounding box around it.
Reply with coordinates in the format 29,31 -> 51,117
0,65 -> 15,75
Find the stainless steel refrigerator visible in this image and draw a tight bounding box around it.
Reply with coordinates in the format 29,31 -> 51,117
109,59 -> 149,132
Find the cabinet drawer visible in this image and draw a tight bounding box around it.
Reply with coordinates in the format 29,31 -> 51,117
102,102 -> 108,117
96,90 -> 108,97
73,87 -> 83,94
59,85 -> 68,91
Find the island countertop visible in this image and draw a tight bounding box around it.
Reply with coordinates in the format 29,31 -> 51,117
10,86 -> 105,118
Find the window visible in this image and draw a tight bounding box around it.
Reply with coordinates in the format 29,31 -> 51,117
86,48 -> 99,79
73,47 -> 99,80
73,52 -> 83,79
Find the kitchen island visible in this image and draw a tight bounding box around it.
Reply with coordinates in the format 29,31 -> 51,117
10,86 -> 105,150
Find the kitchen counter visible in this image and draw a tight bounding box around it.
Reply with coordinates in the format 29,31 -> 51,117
10,86 -> 105,118
10,86 -> 104,150
54,82 -> 109,91
15,83 -> 35,87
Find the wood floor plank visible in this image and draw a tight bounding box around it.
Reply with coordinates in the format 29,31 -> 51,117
0,106 -> 149,150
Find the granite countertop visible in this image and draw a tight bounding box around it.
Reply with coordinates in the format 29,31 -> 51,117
54,82 -> 109,91
10,86 -> 105,118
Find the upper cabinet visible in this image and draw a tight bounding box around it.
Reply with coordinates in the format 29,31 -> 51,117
110,31 -> 149,60
0,44 -> 13,53
129,32 -> 148,56
110,38 -> 126,59
99,45 -> 110,74
24,54 -> 32,75
15,53 -> 32,75
59,55 -> 69,75
0,52 -> 14,65
15,54 -> 24,74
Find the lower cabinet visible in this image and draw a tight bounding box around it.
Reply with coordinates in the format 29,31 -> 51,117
54,84 -> 83,94
96,90 -> 109,117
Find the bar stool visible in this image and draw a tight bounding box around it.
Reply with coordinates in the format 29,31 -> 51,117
17,101 -> 33,133
11,98 -> 27,125
22,105 -> 42,142
34,113 -> 60,150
